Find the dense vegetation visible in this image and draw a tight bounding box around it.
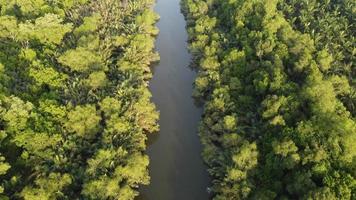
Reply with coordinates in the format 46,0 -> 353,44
279,0 -> 356,116
0,0 -> 159,199
182,0 -> 355,199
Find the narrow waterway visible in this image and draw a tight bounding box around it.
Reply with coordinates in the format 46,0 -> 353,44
138,0 -> 210,199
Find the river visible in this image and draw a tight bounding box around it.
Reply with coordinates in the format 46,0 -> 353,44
137,0 -> 210,199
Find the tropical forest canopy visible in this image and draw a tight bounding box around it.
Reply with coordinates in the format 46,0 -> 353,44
182,0 -> 355,199
0,0 -> 159,199
0,0 -> 355,199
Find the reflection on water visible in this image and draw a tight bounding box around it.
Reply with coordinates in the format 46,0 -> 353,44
137,0 -> 211,199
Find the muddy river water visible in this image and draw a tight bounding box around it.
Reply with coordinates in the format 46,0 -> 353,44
138,0 -> 210,199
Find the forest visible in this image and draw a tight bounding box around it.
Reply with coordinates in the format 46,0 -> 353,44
0,0 -> 355,199
182,0 -> 355,199
0,0 -> 159,199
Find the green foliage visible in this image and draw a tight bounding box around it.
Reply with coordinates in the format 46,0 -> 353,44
1,96 -> 33,133
29,62 -> 68,88
278,0 -> 356,116
17,14 -> 72,44
0,16 -> 17,38
182,0 -> 356,199
59,48 -> 103,73
74,14 -> 101,37
0,155 -> 10,194
0,0 -> 159,199
85,71 -> 107,89
21,173 -> 72,200
65,105 -> 101,138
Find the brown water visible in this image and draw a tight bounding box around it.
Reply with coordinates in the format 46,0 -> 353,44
137,0 -> 210,199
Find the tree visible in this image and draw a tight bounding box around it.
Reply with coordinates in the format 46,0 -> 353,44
182,0 -> 356,199
1,0 -> 160,199
21,173 -> 72,200
65,105 -> 101,138
59,48 -> 103,73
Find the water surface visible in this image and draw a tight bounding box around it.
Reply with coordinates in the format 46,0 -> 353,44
138,0 -> 210,199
